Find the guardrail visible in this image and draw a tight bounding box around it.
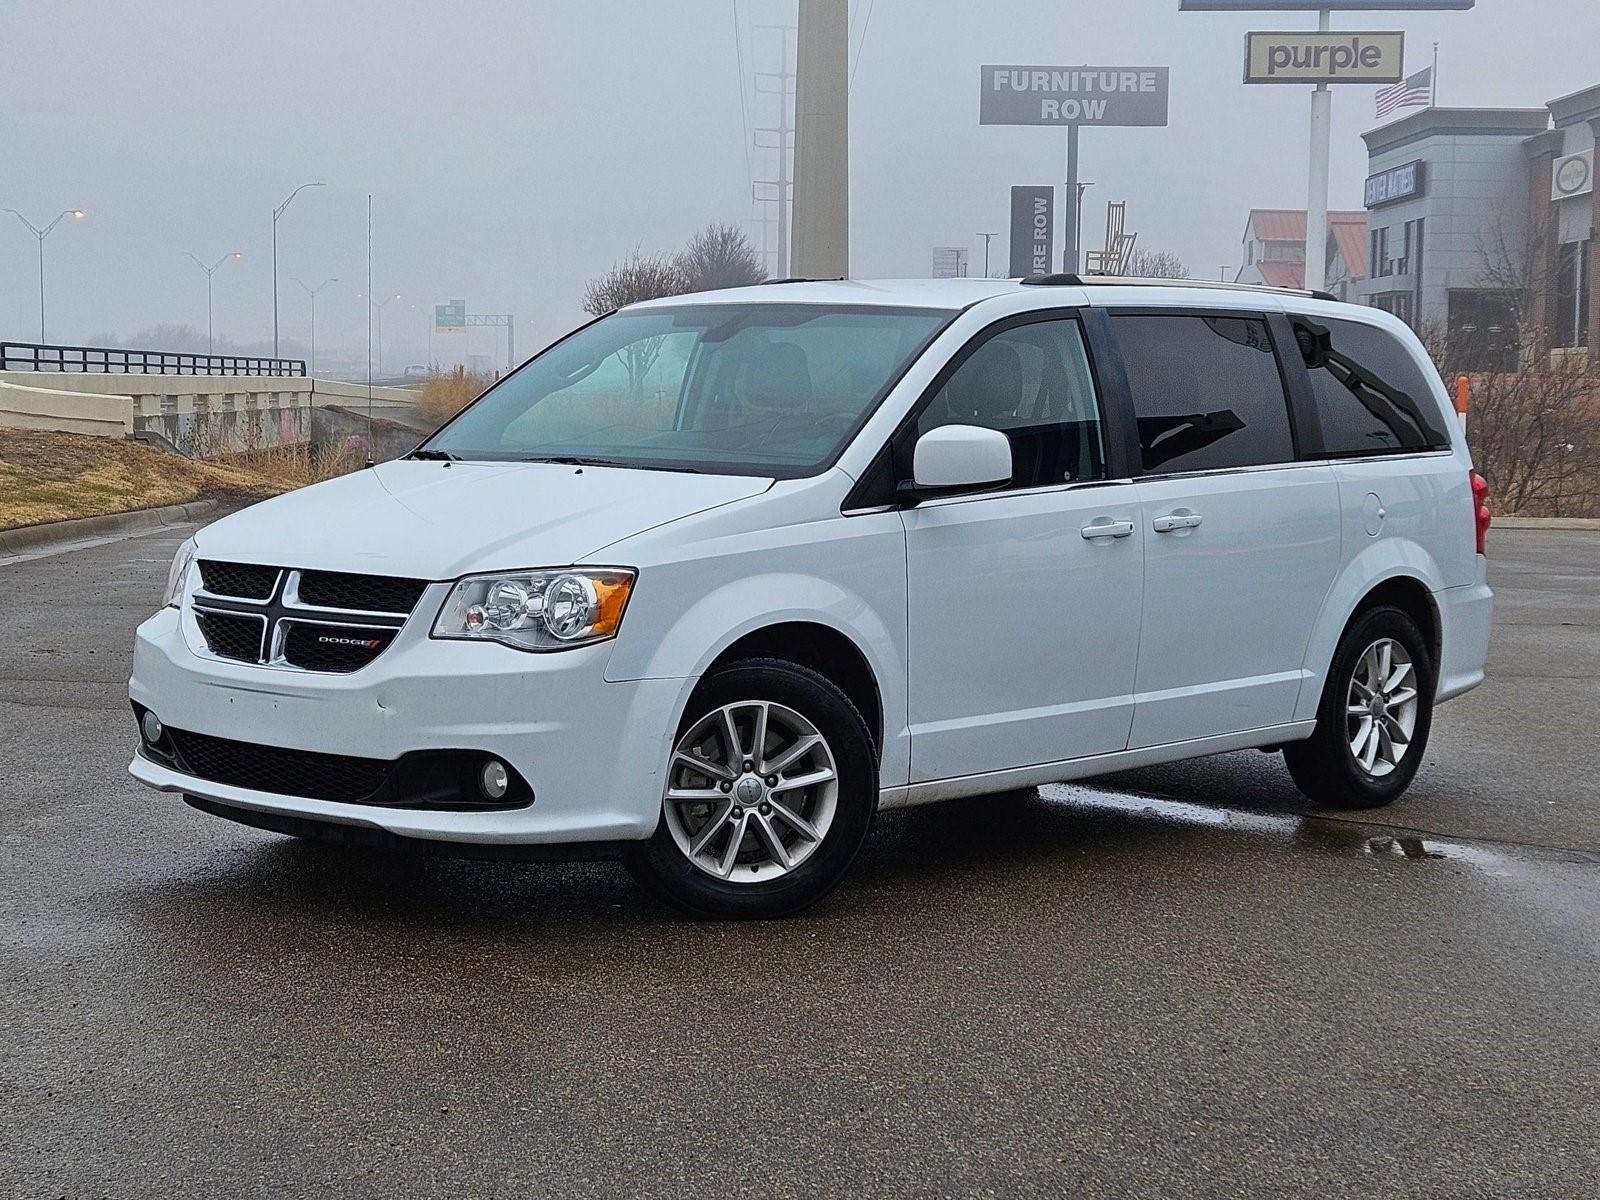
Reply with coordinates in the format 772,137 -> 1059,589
0,342 -> 306,377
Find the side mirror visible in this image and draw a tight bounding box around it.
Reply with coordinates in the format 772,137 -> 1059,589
906,424 -> 1012,498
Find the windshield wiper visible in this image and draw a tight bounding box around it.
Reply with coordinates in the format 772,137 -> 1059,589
520,455 -> 703,474
406,448 -> 459,461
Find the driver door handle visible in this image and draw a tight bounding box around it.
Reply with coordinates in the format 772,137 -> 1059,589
1152,513 -> 1203,532
1081,520 -> 1136,540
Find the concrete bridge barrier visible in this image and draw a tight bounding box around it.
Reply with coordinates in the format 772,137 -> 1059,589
0,373 -> 432,461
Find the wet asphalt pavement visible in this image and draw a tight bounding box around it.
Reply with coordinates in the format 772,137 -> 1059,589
2,525 -> 1597,1199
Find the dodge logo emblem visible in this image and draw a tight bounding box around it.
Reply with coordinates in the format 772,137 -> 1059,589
318,635 -> 383,650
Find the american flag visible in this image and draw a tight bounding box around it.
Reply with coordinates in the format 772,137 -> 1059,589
1375,67 -> 1433,118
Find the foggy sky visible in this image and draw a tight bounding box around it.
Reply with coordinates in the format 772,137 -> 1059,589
4,0 -> 1597,369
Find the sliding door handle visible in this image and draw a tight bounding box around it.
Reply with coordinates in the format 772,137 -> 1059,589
1081,519 -> 1136,540
1152,513 -> 1203,533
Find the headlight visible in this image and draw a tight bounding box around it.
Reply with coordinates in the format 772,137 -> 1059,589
164,538 -> 197,608
432,568 -> 636,652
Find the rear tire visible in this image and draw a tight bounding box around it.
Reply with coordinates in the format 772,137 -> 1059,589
1284,605 -> 1435,810
625,658 -> 877,919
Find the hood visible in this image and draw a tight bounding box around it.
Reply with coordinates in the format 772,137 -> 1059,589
195,460 -> 771,578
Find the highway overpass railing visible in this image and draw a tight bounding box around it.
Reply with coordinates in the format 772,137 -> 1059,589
0,341 -> 306,376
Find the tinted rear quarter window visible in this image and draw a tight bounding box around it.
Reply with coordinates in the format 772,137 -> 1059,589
1111,313 -> 1295,473
1303,317 -> 1452,456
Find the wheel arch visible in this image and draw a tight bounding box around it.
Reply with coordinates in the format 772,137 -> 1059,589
1297,539 -> 1448,723
693,622 -> 884,759
1349,575 -> 1441,670
606,568 -> 908,786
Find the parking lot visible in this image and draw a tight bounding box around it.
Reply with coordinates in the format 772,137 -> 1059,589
2,523 -> 1597,1198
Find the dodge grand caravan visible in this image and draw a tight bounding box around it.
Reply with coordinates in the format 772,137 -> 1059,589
130,276 -> 1493,918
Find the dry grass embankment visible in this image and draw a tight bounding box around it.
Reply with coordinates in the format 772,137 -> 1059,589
415,368 -> 495,426
0,429 -> 360,532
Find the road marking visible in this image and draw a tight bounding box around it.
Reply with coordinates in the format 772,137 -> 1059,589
0,523 -> 193,568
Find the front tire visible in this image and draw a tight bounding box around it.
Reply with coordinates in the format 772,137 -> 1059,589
626,658 -> 877,918
1284,605 -> 1435,810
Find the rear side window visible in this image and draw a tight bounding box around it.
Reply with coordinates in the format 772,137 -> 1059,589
913,317 -> 1107,488
1303,318 -> 1452,456
1110,314 -> 1296,474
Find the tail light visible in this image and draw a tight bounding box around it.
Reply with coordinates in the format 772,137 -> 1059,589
1470,471 -> 1491,556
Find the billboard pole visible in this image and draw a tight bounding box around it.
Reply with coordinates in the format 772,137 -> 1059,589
1305,7 -> 1333,291
1063,123 -> 1080,273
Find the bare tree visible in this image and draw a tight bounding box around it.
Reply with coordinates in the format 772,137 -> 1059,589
1123,248 -> 1191,279
676,223 -> 766,292
580,248 -> 689,399
580,247 -> 687,317
1426,210 -> 1600,517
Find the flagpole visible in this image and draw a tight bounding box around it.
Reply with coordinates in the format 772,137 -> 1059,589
1431,42 -> 1439,107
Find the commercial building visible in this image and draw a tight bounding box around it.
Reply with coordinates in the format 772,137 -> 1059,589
1236,209 -> 1368,300
1356,85 -> 1598,367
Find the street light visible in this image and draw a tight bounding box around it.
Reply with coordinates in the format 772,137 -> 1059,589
1073,183 -> 1093,273
977,232 -> 997,279
186,251 -> 243,354
5,208 -> 86,342
295,277 -> 338,376
271,181 -> 325,359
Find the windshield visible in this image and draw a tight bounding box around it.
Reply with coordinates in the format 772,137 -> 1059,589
421,303 -> 951,476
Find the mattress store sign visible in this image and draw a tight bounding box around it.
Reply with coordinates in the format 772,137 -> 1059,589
1365,160 -> 1426,208
1244,31 -> 1404,84
980,66 -> 1170,126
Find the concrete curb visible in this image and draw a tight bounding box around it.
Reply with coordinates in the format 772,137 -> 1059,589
0,500 -> 216,556
1495,517 -> 1600,531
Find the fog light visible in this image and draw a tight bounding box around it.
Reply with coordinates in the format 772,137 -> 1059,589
480,759 -> 510,800
141,710 -> 164,744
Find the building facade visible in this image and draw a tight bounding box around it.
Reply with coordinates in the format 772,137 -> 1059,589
1531,85 -> 1598,360
1236,209 -> 1367,300
1357,88 -> 1598,368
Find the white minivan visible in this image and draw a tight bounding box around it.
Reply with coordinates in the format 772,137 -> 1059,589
130,276 -> 1493,917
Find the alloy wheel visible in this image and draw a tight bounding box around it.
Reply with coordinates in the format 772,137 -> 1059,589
1346,637 -> 1420,778
662,700 -> 839,883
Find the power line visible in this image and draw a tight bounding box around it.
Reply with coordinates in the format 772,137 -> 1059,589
731,0 -> 754,191
849,0 -> 875,91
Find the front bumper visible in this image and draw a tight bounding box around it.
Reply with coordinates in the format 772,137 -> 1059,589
128,605 -> 691,845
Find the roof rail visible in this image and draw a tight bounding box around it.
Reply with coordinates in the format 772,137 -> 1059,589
1020,273 -> 1338,303
761,276 -> 845,285
1019,272 -> 1087,287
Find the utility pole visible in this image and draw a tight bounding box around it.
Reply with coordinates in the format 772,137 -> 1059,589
746,211 -> 778,277
752,23 -> 795,278
296,277 -> 337,376
187,252 -> 242,354
272,181 -> 325,358
5,208 -> 85,342
790,0 -> 848,278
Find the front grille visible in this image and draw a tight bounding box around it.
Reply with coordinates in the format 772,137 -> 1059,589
297,570 -> 428,614
281,622 -> 398,673
194,610 -> 266,662
198,560 -> 279,600
186,562 -> 429,674
167,727 -> 391,804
